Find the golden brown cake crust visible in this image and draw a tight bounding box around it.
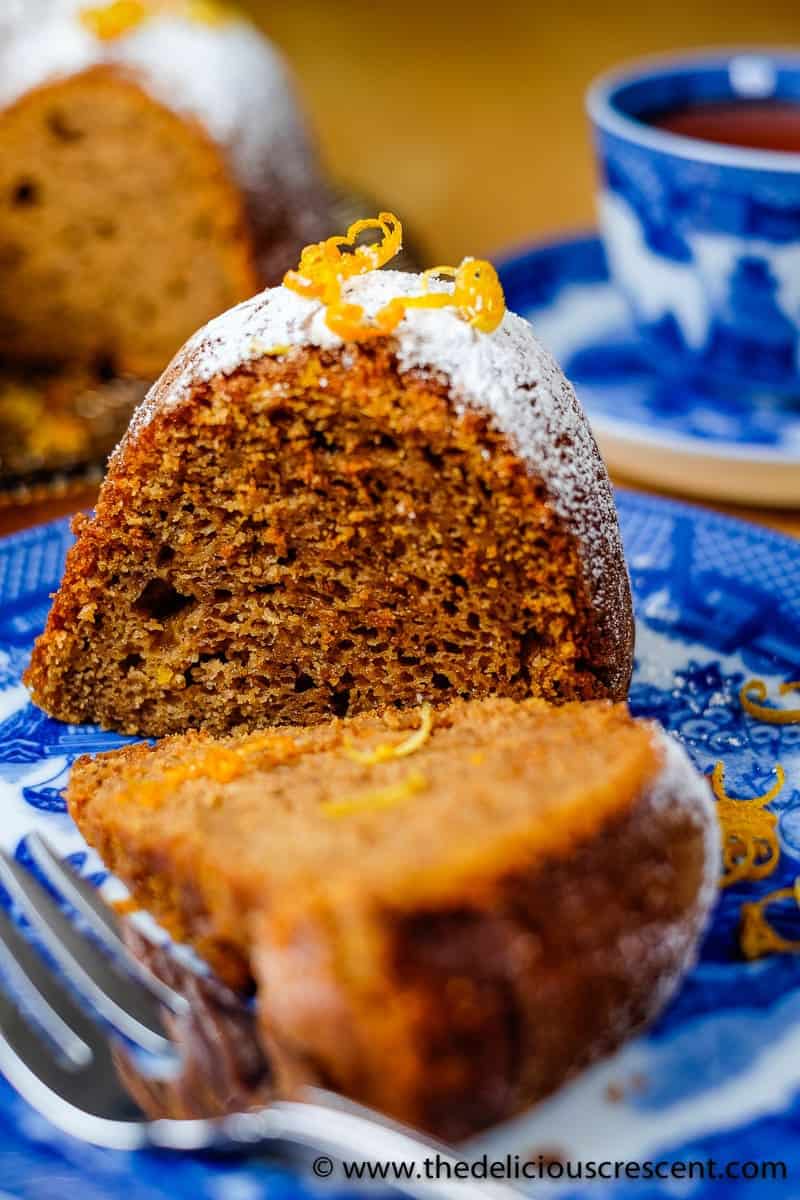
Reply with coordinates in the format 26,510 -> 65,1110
66,697 -> 717,1138
26,339 -> 634,735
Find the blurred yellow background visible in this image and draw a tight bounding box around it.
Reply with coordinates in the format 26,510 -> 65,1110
243,0 -> 800,262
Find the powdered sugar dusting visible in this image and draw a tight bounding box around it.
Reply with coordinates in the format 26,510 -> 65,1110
120,268 -> 632,683
648,726 -> 720,976
0,1 -> 316,205
600,727 -> 720,1041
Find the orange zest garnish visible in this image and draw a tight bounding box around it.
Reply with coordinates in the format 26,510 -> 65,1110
121,731 -> 299,806
404,262 -> 506,333
81,0 -> 235,39
740,678 -> 800,725
342,704 -> 433,766
80,0 -> 148,38
370,260 -> 506,338
283,212 -> 401,304
321,769 -> 428,818
710,760 -> 785,887
740,878 -> 800,959
283,214 -> 506,341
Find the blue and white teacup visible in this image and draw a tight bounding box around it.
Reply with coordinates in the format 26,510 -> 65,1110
587,50 -> 800,394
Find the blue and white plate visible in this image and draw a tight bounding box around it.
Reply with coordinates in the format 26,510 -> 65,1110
1,493 -> 800,1197
498,234 -> 800,507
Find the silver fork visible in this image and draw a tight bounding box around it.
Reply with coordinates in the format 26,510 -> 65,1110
0,834 -> 523,1200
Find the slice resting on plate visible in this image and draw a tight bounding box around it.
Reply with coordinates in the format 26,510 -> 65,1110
67,696 -> 719,1140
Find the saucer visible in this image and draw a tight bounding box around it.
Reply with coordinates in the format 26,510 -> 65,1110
498,233 -> 800,506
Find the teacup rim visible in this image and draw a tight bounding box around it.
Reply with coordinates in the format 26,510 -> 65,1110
586,46 -> 800,174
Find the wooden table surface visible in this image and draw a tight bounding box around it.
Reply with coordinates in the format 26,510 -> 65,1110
2,0 -> 798,540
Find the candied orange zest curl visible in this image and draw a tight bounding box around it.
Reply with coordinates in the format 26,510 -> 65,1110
407,259 -> 507,334
80,0 -> 148,38
371,259 -> 506,338
711,761 -> 786,808
284,213 -> 401,305
81,1 -> 236,38
325,300 -> 389,342
710,760 -> 784,888
343,704 -> 433,766
283,216 -> 505,340
740,679 -> 800,725
328,213 -> 402,275
740,878 -> 800,959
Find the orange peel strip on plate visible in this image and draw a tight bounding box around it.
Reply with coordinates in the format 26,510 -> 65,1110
740,878 -> 800,959
740,679 -> 800,725
710,760 -> 784,888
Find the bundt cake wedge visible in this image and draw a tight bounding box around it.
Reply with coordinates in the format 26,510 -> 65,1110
67,697 -> 719,1140
27,215 -> 633,736
0,0 -> 328,376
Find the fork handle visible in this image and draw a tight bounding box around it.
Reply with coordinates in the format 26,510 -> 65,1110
150,1092 -> 526,1200
274,1099 -> 524,1199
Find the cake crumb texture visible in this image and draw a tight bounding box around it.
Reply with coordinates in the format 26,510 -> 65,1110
27,329 -> 633,734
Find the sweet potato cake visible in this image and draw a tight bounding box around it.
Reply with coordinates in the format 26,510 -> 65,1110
67,697 -> 718,1139
27,216 -> 634,736
0,0 -> 328,376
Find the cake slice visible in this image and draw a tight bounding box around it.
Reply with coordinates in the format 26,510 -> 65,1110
67,697 -> 719,1139
0,1 -> 328,376
26,216 -> 633,736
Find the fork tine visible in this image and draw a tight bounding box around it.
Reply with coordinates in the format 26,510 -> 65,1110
0,851 -> 178,1057
25,834 -> 187,1015
0,921 -> 146,1147
0,908 -> 93,1069
0,907 -> 143,1124
27,833 -> 125,942
0,903 -> 528,1191
0,1019 -> 147,1151
0,919 -> 212,1154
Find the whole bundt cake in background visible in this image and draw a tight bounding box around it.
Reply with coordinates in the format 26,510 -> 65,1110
67,696 -> 718,1138
0,0 -> 330,378
26,214 -> 634,736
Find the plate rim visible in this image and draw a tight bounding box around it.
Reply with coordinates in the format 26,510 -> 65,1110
495,230 -> 800,471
